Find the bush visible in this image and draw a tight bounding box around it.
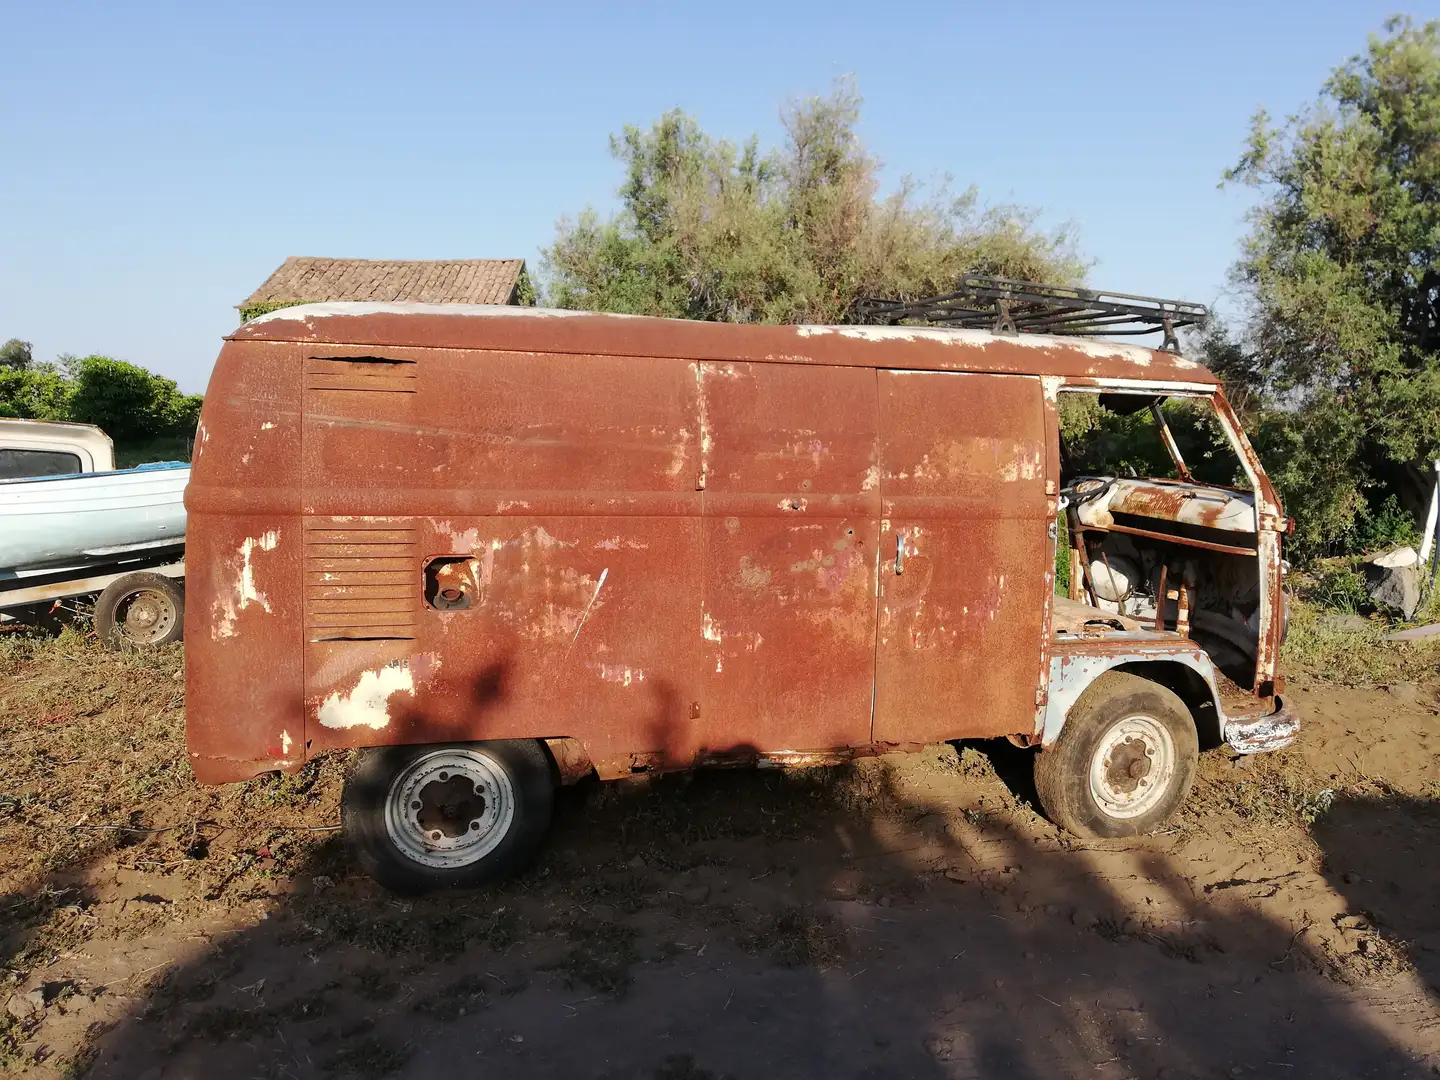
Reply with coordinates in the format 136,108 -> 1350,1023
0,354 -> 201,463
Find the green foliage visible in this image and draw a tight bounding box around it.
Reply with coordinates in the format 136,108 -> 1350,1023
0,349 -> 200,462
1294,560 -> 1371,612
0,338 -> 33,370
238,299 -> 306,323
67,355 -> 201,446
544,80 -> 1085,322
513,267 -> 537,306
0,363 -> 71,420
1058,395 -> 1248,488
1224,17 -> 1440,557
1355,494 -> 1422,553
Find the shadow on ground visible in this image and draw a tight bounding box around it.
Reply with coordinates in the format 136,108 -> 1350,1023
43,743 -> 1434,1080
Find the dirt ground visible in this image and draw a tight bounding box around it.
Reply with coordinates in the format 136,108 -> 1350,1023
2,631 -> 1440,1079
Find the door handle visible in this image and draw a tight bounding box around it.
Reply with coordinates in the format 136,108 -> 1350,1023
895,533 -> 904,575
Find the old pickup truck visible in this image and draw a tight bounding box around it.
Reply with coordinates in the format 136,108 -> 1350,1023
0,418 -> 188,645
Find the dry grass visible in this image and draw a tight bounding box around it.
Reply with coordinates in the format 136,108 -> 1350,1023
1281,599 -> 1440,686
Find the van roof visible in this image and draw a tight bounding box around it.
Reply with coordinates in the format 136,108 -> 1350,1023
232,302 -> 1221,387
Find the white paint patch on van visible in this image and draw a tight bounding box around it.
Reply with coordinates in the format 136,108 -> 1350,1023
317,664 -> 415,730
436,521 -> 482,552
779,497 -> 808,512
794,323 -> 1177,367
529,526 -> 574,551
667,427 -> 692,478
238,531 -> 279,612
280,730 -> 293,755
260,421 -> 277,431
495,500 -> 531,512
246,302 -> 643,325
595,536 -> 648,551
999,447 -> 1044,482
214,530 -> 279,639
595,664 -> 646,687
861,463 -> 880,492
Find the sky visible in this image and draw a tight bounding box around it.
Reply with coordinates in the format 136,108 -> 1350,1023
0,1 -> 1424,392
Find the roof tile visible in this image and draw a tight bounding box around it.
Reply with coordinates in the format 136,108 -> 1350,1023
240,257 -> 524,308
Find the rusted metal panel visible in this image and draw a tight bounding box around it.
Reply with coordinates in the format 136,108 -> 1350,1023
696,360 -> 880,755
184,341 -> 305,783
233,304 -> 1221,388
873,371 -> 1049,742
297,345 -> 706,776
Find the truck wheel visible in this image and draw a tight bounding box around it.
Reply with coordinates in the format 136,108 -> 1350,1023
94,573 -> 185,648
341,740 -> 554,894
1034,671 -> 1198,838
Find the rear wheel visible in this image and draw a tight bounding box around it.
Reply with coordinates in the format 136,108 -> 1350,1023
1034,671 -> 1199,837
341,740 -> 554,893
94,573 -> 184,648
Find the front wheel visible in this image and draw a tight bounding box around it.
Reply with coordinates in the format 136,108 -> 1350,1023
341,740 -> 554,893
1034,671 -> 1199,837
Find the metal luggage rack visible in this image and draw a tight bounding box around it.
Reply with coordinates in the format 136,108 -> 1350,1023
848,276 -> 1209,354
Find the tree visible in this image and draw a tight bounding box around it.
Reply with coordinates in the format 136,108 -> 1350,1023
544,81 -> 1085,323
1224,17 -> 1440,555
0,338 -> 33,370
66,356 -> 202,445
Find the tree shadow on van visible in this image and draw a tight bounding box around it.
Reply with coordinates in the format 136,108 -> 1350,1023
64,728 -> 1438,1080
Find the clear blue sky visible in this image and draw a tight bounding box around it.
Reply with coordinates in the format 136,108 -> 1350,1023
0,1 -> 1419,392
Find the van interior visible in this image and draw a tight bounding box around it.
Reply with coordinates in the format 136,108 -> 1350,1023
1055,391 -> 1263,691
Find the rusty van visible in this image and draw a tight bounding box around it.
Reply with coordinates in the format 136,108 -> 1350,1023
185,281 -> 1298,892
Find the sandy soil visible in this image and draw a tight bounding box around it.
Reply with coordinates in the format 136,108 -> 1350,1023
2,639 -> 1439,1079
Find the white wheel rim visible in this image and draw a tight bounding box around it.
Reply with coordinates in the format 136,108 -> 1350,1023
1088,714 -> 1176,819
384,749 -> 516,869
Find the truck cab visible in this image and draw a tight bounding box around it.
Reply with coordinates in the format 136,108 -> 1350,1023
0,418 -> 115,478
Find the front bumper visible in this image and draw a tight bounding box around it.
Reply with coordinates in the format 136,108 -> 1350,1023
1224,696 -> 1299,754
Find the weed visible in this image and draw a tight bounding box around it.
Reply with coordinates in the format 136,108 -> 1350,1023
0,1011 -> 38,1070
655,1055 -> 731,1080
323,1036 -> 412,1079
186,996 -> 330,1041
411,975 -> 488,1020
546,919 -> 638,996
350,965 -> 399,1002
738,907 -> 847,969
289,898 -> 522,960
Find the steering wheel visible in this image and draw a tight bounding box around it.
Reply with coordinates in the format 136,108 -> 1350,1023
1060,475 -> 1116,506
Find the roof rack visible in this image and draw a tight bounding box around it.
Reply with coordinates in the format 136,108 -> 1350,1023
848,275 -> 1209,354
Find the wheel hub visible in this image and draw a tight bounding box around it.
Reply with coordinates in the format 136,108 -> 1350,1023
114,588 -> 176,644
1088,715 -> 1177,820
413,774 -> 488,840
385,750 -> 516,869
1106,736 -> 1154,794
126,598 -> 161,630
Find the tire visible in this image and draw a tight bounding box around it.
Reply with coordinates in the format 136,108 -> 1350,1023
1034,671 -> 1199,838
341,740 -> 554,894
94,573 -> 185,648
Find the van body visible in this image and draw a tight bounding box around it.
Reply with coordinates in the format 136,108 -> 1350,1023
186,302 -> 1297,889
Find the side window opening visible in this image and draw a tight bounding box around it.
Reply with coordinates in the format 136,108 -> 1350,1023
1057,393 -> 1252,491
